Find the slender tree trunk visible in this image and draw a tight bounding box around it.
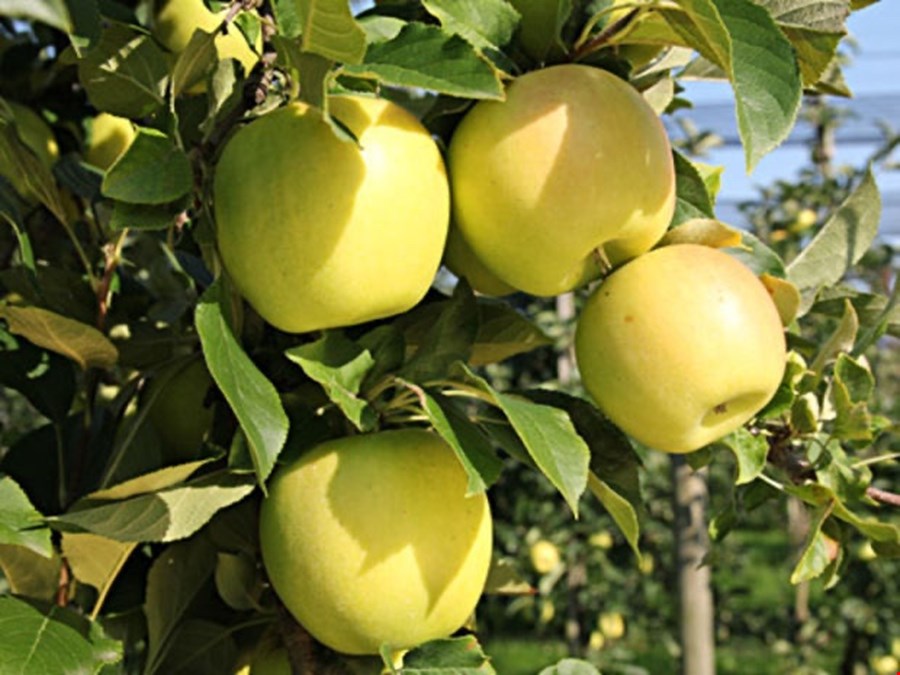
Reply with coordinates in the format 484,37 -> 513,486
787,496 -> 811,636
672,456 -> 716,675
556,292 -> 577,386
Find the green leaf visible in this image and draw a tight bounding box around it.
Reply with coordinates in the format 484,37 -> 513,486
831,355 -> 875,441
0,305 -> 118,370
0,117 -> 67,222
759,350 -> 808,420
587,472 -> 641,563
453,365 -> 589,516
790,392 -> 819,434
0,475 -> 52,557
713,427 -> 768,485
0,544 -> 61,600
0,596 -> 122,674
539,659 -> 602,675
790,502 -> 833,584
809,299 -> 858,378
469,298 -> 553,366
61,533 -> 136,601
787,169 -> 882,314
90,458 -> 212,501
671,149 -> 716,225
758,0 -> 849,86
833,353 -> 874,402
342,22 -> 505,100
759,273 -> 801,326
63,0 -> 101,54
421,390 -> 504,495
196,278 -> 289,487
214,552 -> 257,611
397,635 -> 495,673
50,471 -> 255,543
785,482 -> 900,550
154,619 -> 239,675
0,329 -> 75,422
297,0 -> 367,64
77,22 -> 168,118
285,331 -> 377,432
109,198 -> 190,230
272,0 -> 303,38
144,537 -> 217,675
172,29 -> 219,98
357,324 -> 405,389
0,0 -> 72,32
101,128 -> 192,204
727,230 -> 787,277
400,280 -> 479,383
665,0 -> 802,171
521,390 -> 641,506
422,0 -> 521,49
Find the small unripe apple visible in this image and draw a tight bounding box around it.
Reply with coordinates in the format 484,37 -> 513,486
448,64 -> 675,296
529,539 -> 561,574
258,429 -> 492,655
152,0 -> 260,85
575,244 -> 786,453
85,113 -> 135,170
144,359 -> 215,461
598,611 -> 625,639
214,96 -> 449,333
0,101 -> 58,201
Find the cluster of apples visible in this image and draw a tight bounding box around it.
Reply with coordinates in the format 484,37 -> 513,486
209,61 -> 788,659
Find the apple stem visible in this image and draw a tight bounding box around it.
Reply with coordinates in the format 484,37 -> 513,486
592,246 -> 613,276
568,7 -> 643,63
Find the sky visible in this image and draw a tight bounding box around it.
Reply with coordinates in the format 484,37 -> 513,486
676,1 -> 900,242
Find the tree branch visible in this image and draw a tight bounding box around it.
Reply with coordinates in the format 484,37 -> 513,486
866,485 -> 900,507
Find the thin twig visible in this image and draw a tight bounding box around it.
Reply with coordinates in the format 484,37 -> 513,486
866,485 -> 900,507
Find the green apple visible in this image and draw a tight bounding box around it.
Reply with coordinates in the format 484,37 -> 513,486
214,96 -> 449,333
152,0 -> 259,84
0,101 -> 58,200
145,359 -> 215,461
443,224 -> 516,297
575,244 -> 786,453
448,64 -> 675,296
85,113 -> 135,171
258,429 -> 493,655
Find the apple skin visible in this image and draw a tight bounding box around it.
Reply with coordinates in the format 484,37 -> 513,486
145,359 -> 215,462
258,429 -> 493,655
152,0 -> 259,81
443,224 -> 516,297
85,113 -> 135,171
214,96 -> 449,333
574,244 -> 786,453
448,64 -> 675,297
0,101 -> 58,200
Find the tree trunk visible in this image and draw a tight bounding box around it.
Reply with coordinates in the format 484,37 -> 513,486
672,456 -> 716,675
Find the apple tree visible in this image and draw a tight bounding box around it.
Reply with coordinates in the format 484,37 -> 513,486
0,0 -> 896,673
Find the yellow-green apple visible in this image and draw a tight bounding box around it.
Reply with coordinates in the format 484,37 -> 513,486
443,224 -> 516,297
448,64 -> 675,296
145,359 -> 215,461
214,96 -> 449,333
529,539 -> 561,574
575,244 -> 786,453
152,0 -> 259,83
85,113 -> 135,170
258,429 -> 492,655
0,101 -> 58,200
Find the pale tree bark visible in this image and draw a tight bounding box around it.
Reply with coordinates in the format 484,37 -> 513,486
672,456 -> 716,675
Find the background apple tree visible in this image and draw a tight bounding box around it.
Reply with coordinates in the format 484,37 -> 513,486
0,0 -> 897,673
